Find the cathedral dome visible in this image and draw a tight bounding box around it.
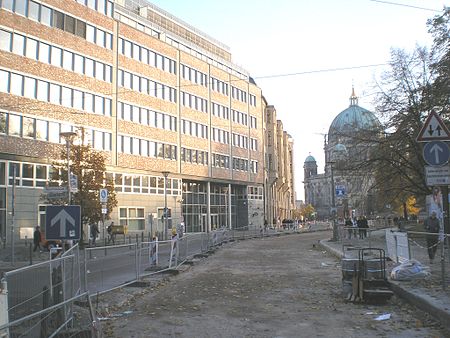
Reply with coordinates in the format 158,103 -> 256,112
328,88 -> 381,143
305,155 -> 316,163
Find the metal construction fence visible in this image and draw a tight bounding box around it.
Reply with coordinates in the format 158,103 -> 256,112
335,224 -> 450,289
0,246 -> 99,337
393,231 -> 450,289
1,223 -> 331,336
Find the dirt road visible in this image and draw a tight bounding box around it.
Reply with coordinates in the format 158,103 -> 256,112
101,231 -> 448,337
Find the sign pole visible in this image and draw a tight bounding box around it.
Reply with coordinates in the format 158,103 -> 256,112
443,186 -> 450,234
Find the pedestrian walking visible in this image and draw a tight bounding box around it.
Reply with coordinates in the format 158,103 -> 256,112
107,222 -> 115,244
424,211 -> 440,264
361,216 -> 369,239
33,225 -> 42,252
90,222 -> 100,246
345,218 -> 353,239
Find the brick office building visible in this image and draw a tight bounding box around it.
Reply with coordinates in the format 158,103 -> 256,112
0,0 -> 294,242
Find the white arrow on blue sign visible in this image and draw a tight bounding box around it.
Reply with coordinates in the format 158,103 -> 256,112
46,205 -> 81,240
335,185 -> 346,197
423,141 -> 450,166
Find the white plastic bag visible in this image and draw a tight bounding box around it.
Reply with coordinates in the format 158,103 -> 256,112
390,259 -> 430,281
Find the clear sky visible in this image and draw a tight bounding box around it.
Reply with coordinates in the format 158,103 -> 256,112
149,0 -> 447,200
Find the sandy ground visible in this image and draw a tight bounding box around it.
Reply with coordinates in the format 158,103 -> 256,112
98,231 -> 448,337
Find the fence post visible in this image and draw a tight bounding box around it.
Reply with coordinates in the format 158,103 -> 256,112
29,243 -> 32,266
441,238 -> 446,290
0,279 -> 9,338
41,286 -> 49,338
135,243 -> 139,281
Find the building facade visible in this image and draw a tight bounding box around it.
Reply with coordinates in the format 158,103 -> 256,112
264,105 -> 295,225
0,0 -> 289,242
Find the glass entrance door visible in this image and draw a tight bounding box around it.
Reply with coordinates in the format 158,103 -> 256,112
201,214 -> 207,233
211,214 -> 218,230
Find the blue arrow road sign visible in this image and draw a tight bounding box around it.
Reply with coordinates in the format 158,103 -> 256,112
423,141 -> 450,166
46,205 -> 81,240
335,185 -> 346,197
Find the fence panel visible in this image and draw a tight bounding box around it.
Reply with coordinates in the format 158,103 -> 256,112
3,255 -> 76,337
0,292 -> 100,338
85,243 -> 138,295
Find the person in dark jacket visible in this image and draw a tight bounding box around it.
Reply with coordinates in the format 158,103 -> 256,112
90,222 -> 100,246
424,211 -> 440,263
33,226 -> 42,252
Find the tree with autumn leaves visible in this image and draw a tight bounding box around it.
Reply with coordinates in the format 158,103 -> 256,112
43,135 -> 117,242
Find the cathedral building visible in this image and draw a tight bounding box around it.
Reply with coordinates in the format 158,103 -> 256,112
304,89 -> 382,220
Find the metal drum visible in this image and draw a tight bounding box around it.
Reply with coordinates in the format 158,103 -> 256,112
341,258 -> 359,280
342,258 -> 384,280
364,258 -> 384,279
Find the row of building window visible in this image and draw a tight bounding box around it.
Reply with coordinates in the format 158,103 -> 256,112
211,128 -> 229,145
164,37 -> 248,82
181,64 -> 208,87
250,138 -> 258,151
118,69 -> 177,103
211,77 -> 229,96
232,109 -> 248,126
0,29 -> 112,83
116,13 -> 160,39
118,102 -> 177,132
6,161 -> 48,187
118,37 -> 176,75
2,1 -> 256,105
233,157 -> 250,172
1,0 -> 113,49
181,91 -> 208,113
119,207 -> 145,230
231,86 -> 247,104
75,0 -> 114,17
118,135 -> 177,160
110,172 -> 181,196
211,102 -> 230,120
181,148 -> 209,166
249,94 -> 257,107
115,11 -> 248,82
250,116 -> 257,129
232,133 -> 248,149
211,153 -> 230,169
0,160 -> 183,202
0,69 -> 112,116
0,111 -> 112,151
181,120 -> 208,139
247,186 -> 263,200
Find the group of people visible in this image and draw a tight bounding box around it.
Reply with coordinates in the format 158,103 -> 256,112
90,221 -> 116,246
344,216 -> 369,239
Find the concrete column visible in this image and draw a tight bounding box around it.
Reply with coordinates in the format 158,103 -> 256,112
228,183 -> 232,230
207,182 -> 211,232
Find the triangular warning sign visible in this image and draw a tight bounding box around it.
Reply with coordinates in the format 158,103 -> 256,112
417,110 -> 450,142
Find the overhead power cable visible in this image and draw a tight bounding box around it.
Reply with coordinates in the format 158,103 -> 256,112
368,0 -> 442,13
253,63 -> 389,80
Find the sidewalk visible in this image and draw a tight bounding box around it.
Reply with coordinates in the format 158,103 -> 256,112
319,227 -> 450,330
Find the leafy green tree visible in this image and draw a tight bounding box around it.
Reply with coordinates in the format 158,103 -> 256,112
428,7 -> 450,116
299,204 -> 315,220
43,136 -> 117,241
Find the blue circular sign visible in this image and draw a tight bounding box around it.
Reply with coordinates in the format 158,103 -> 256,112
423,141 -> 450,166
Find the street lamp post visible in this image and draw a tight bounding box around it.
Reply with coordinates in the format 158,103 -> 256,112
162,171 -> 170,240
60,131 -> 77,205
329,161 -> 338,241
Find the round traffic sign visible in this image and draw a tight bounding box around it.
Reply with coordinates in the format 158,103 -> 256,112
423,141 -> 450,166
99,188 -> 108,203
